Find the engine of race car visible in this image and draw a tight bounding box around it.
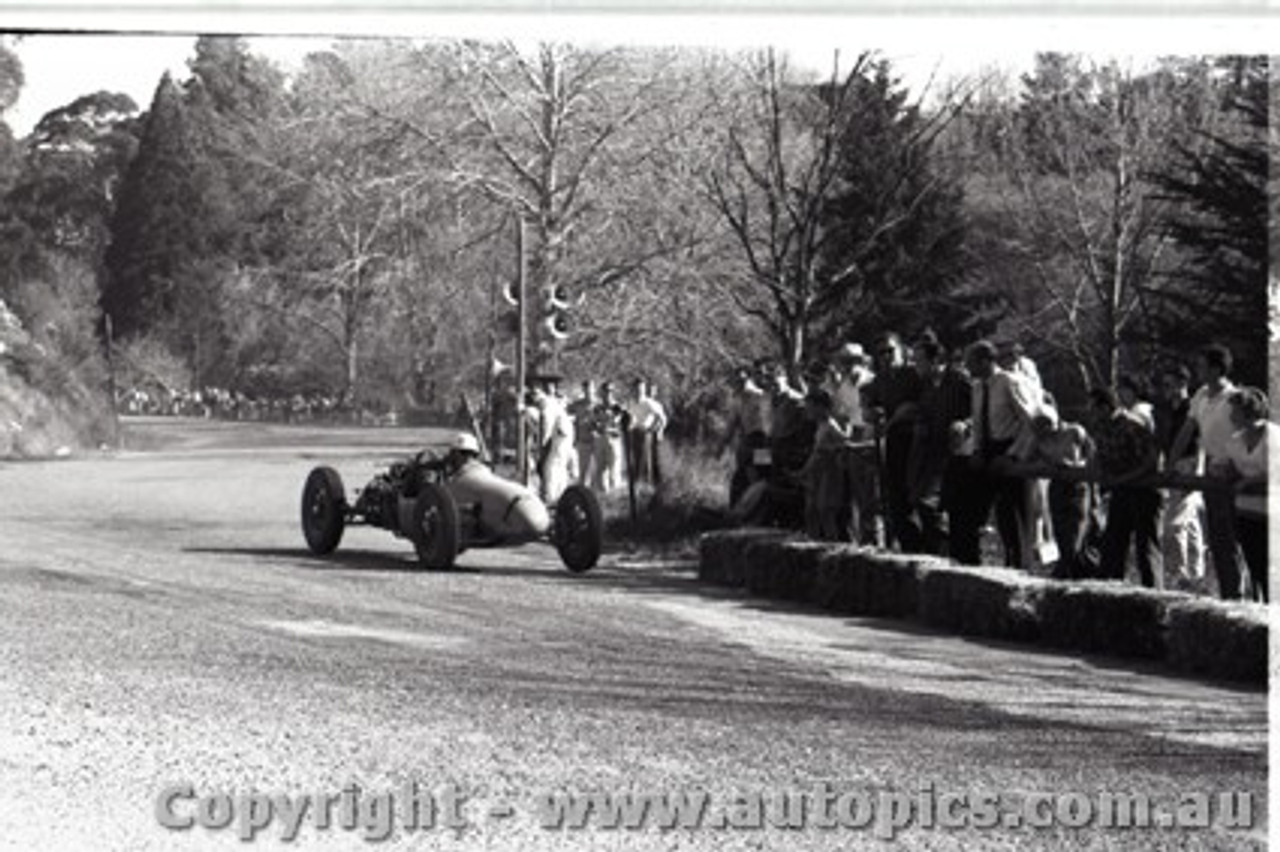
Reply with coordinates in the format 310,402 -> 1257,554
354,472 -> 398,531
354,455 -> 447,532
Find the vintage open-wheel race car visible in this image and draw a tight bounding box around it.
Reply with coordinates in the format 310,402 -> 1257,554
300,433 -> 604,572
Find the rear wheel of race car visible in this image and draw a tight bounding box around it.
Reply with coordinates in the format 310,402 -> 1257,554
554,485 -> 604,573
413,483 -> 461,570
301,466 -> 346,555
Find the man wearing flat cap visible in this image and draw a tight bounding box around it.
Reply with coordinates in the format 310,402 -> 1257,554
826,342 -> 875,440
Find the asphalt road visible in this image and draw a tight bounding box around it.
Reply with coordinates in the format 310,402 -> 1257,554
0,418 -> 1268,851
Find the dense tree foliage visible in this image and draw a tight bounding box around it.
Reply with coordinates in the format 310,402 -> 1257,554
1147,56 -> 1269,389
704,51 -> 983,371
814,61 -> 975,351
931,53 -> 1266,412
0,41 -> 126,448
0,37 -> 1269,435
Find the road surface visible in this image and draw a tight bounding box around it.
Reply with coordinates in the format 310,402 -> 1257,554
0,418 -> 1267,850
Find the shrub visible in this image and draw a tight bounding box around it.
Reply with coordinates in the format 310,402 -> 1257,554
0,274 -> 113,457
603,439 -> 733,550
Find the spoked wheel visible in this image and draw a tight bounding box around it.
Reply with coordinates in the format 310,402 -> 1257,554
301,466 -> 346,555
554,484 -> 604,573
413,482 -> 461,570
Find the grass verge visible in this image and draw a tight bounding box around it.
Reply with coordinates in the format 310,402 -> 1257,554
602,441 -> 733,557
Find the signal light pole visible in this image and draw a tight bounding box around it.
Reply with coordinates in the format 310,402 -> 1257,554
515,217 -> 529,486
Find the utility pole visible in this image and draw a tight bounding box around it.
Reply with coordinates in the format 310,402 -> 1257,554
515,217 -> 529,486
484,263 -> 497,452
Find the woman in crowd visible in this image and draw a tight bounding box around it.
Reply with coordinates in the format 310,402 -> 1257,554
1224,387 -> 1275,602
1027,410 -> 1095,578
800,389 -> 856,541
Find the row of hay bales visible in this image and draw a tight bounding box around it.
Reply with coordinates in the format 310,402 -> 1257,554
698,529 -> 1268,684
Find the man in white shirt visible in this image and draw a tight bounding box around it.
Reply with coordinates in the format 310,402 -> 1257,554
1154,364 -> 1206,591
997,339 -> 1042,392
529,378 -> 576,504
960,340 -> 1040,568
1169,344 -> 1242,599
627,378 -> 668,486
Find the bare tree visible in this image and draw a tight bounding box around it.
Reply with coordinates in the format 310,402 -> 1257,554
447,40 -> 704,371
974,55 -> 1216,389
705,49 -> 972,370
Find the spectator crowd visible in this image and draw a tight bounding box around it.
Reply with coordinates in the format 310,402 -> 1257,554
116,386 -> 381,424
721,333 -> 1272,603
490,374 -> 669,506
114,336 -> 1271,605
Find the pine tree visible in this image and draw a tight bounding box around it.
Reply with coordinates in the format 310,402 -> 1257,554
814,62 -> 974,350
102,72 -> 233,357
1147,56 -> 1268,389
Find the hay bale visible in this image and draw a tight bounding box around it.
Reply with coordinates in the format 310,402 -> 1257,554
813,548 -> 926,617
812,545 -> 865,612
862,553 -> 933,618
918,565 -> 1046,642
697,528 -> 793,587
742,539 -> 829,602
1165,599 -> 1268,684
1038,582 -> 1174,659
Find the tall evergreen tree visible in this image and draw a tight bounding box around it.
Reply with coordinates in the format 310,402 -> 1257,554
102,38 -> 286,383
814,61 -> 974,349
102,72 -> 234,362
1147,56 -> 1269,389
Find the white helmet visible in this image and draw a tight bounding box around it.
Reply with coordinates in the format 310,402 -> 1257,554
450,432 -> 481,454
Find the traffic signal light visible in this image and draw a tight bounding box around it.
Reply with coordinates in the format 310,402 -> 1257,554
502,278 -> 520,307
541,283 -> 579,341
543,312 -> 573,341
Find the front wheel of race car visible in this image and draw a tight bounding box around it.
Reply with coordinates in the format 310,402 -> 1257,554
554,485 -> 604,573
301,466 -> 346,555
413,483 -> 461,570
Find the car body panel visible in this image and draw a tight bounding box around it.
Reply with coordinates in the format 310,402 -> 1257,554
445,460 -> 553,541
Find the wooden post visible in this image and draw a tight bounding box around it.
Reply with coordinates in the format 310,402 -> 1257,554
484,269 -> 496,456
622,412 -> 637,526
104,313 -> 121,450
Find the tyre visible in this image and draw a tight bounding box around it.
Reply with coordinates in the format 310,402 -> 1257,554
413,482 -> 461,570
301,466 -> 346,555
554,484 -> 604,573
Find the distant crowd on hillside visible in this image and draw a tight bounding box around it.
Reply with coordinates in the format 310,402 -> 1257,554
115,386 -> 363,424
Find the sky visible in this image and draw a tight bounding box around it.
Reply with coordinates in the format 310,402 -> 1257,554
1,14 -> 1268,137
5,34 -> 315,135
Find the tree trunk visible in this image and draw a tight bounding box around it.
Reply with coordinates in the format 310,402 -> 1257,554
344,336 -> 358,409
787,313 -> 806,377
534,47 -> 562,375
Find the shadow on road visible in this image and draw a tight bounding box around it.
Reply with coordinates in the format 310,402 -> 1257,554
183,544 -> 1264,695
548,565 -> 1268,695
184,546 -> 430,574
